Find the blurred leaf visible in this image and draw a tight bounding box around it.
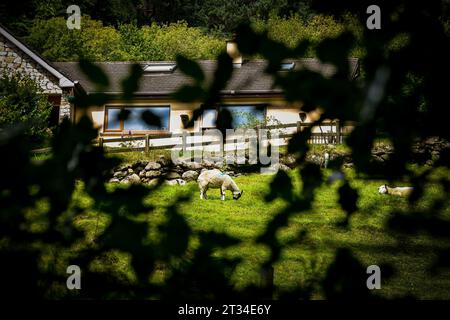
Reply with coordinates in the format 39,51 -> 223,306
172,85 -> 205,102
121,64 -> 143,100
176,55 -> 205,83
265,170 -> 293,202
142,110 -> 161,128
79,59 -> 109,88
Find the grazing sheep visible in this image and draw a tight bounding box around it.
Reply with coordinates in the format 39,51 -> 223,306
378,184 -> 413,197
197,169 -> 243,201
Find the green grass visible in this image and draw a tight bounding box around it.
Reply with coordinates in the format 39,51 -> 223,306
72,167 -> 450,299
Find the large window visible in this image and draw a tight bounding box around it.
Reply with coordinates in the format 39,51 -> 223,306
105,106 -> 170,132
220,105 -> 266,128
201,105 -> 266,128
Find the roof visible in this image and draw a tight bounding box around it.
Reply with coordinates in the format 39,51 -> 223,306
53,58 -> 359,97
0,24 -> 74,88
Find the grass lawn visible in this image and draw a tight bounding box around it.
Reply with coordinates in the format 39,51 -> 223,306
72,167 -> 450,299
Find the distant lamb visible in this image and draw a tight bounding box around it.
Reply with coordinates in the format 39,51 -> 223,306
197,169 -> 243,201
378,184 -> 414,197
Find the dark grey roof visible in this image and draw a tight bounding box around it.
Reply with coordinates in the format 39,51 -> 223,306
53,58 -> 359,96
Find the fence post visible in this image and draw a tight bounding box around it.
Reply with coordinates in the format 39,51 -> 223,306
99,137 -> 104,148
182,131 -> 187,155
145,134 -> 150,154
335,120 -> 341,144
296,121 -> 302,133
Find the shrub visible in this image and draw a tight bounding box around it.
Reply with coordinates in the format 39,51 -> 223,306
0,74 -> 53,145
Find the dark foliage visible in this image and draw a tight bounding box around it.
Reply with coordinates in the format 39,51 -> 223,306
0,0 -> 449,299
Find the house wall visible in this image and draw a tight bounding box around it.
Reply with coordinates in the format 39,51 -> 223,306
78,96 -> 319,135
0,33 -> 72,122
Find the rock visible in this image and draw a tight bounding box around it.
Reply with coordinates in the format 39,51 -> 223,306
138,170 -> 146,178
182,170 -> 199,181
283,155 -> 297,168
165,179 -> 178,186
117,164 -> 131,171
132,160 -> 148,170
183,161 -> 203,170
273,163 -> 291,172
213,162 -> 223,169
109,178 -> 120,183
113,171 -> 127,179
147,179 -> 159,186
145,162 -> 162,171
127,173 -> 141,184
166,171 -> 181,179
173,165 -> 184,173
165,179 -> 186,186
202,160 -> 214,168
157,155 -> 171,167
127,168 -> 134,174
145,170 -> 161,178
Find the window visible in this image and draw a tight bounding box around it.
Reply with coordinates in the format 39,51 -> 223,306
202,109 -> 217,128
143,63 -> 176,73
280,62 -> 295,71
105,106 -> 170,132
106,108 -> 121,130
220,105 -> 265,128
201,105 -> 266,128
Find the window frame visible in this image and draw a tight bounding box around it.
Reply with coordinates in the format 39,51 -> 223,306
104,105 -> 171,134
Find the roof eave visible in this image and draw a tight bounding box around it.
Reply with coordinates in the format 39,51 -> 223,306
0,25 -> 74,88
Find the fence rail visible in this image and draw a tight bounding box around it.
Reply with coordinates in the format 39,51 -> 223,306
32,121 -> 352,155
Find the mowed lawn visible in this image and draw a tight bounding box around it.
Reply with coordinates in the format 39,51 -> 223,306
73,168 -> 450,299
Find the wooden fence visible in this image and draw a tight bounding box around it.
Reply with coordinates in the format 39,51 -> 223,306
95,120 -> 350,154
31,121 -> 351,155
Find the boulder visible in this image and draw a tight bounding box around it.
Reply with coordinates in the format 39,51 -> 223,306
132,160 -> 148,170
165,179 -> 179,186
213,162 -> 223,169
127,173 -> 141,184
271,163 -> 291,172
202,160 -> 214,168
183,161 -> 203,171
113,171 -> 127,179
283,155 -> 297,168
182,170 -> 199,181
109,178 -> 120,183
165,179 -> 186,186
145,162 -> 162,171
157,155 -> 172,167
120,173 -> 140,184
146,170 -> 161,178
166,171 -> 181,179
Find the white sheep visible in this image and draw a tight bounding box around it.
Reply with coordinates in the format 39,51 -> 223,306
197,169 -> 243,201
378,184 -> 414,197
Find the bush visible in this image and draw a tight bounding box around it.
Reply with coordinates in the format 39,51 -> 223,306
0,74 -> 53,145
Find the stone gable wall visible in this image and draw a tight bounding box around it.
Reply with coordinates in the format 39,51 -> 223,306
0,34 -> 73,121
0,34 -> 62,94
